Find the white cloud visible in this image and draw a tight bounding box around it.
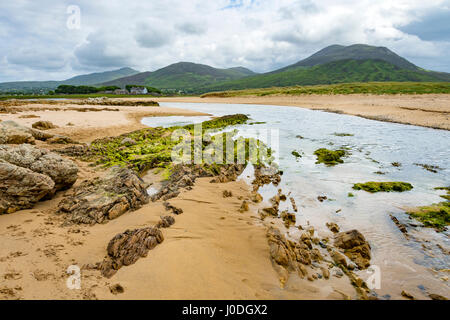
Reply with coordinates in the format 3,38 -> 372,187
0,0 -> 449,82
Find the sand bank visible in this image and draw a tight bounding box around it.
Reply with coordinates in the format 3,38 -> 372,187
153,94 -> 450,130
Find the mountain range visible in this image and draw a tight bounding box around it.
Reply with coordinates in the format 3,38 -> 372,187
2,44 -> 450,94
0,67 -> 139,92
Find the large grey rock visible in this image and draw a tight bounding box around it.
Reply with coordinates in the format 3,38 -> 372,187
0,144 -> 78,215
0,121 -> 35,144
0,120 -> 74,145
58,167 -> 149,225
0,144 -> 78,191
0,159 -> 55,214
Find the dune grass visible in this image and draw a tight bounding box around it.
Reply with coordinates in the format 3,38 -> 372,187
201,82 -> 450,98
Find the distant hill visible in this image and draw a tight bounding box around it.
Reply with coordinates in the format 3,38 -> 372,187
3,44 -> 450,94
196,59 -> 450,92
195,44 -> 450,93
0,67 -> 139,92
275,44 -> 419,73
100,62 -> 256,91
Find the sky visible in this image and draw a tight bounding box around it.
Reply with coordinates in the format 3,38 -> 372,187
1,0 -> 450,82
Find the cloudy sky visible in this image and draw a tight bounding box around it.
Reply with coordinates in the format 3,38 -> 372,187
1,0 -> 450,82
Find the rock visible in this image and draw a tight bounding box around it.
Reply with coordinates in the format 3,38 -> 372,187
0,160 -> 55,214
239,200 -> 249,213
156,215 -> 175,228
334,229 -> 371,269
109,284 -> 124,295
321,267 -> 330,279
330,250 -> 348,268
152,163 -> 245,201
120,137 -> 137,146
289,197 -> 298,212
401,290 -> 415,300
100,226 -> 164,278
0,144 -> 78,214
390,214 -> 408,234
252,166 -> 282,190
333,268 -> 344,278
223,190 -> 233,198
251,192 -> 262,203
163,202 -> 183,215
317,195 -> 327,202
0,120 -> 35,144
326,222 -> 340,233
59,167 -> 148,224
281,211 -> 296,227
259,207 -> 278,219
267,227 -> 296,268
0,144 -> 78,192
46,135 -> 76,144
429,293 -> 447,300
0,120 -> 55,144
32,121 -> 57,130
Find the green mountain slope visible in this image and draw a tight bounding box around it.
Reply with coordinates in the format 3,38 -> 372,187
276,44 -> 419,72
197,59 -> 449,93
100,62 -> 256,91
0,67 -> 139,92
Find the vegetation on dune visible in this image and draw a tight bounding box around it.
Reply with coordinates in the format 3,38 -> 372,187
406,202 -> 449,232
201,81 -> 450,97
352,181 -> 413,193
314,148 -> 347,166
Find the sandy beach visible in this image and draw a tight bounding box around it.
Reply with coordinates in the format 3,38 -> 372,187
0,98 -> 447,300
154,94 -> 450,130
0,100 -> 358,300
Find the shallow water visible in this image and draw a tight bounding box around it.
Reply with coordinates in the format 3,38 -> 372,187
143,102 -> 450,298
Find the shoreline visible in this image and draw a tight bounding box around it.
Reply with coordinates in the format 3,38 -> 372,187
152,94 -> 450,130
0,102 -> 355,300
0,99 -> 447,300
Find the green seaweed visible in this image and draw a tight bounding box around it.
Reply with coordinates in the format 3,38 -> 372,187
406,202 -> 449,231
291,150 -> 302,159
86,114 -> 269,175
352,181 -> 413,193
314,148 -> 347,166
348,192 -> 354,197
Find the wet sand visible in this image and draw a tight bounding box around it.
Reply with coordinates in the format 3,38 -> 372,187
0,100 -> 355,300
154,94 -> 450,130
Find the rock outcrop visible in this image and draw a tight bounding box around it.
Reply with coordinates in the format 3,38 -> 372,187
32,121 -> 57,130
0,144 -> 78,214
334,229 -> 371,269
58,167 -> 149,224
152,163 -> 245,201
0,120 -> 75,144
0,160 -> 55,214
99,226 -> 164,278
0,144 -> 78,191
0,121 -> 37,144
